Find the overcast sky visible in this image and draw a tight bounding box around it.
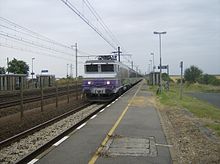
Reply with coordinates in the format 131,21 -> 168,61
0,0 -> 219,77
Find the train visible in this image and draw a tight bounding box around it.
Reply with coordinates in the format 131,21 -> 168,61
82,55 -> 142,102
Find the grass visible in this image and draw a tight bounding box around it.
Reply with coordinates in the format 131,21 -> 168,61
56,78 -> 82,85
149,83 -> 220,136
184,83 -> 220,93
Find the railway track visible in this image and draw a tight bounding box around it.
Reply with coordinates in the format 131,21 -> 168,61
0,88 -> 82,109
0,81 -> 140,163
0,102 -> 109,163
0,102 -> 92,148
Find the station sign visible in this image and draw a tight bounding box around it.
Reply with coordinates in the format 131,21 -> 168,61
41,70 -> 48,73
158,65 -> 168,69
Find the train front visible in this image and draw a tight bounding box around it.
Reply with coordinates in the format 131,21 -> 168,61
82,60 -> 119,102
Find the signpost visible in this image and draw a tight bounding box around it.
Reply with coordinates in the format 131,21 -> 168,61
41,70 -> 48,73
180,61 -> 183,99
158,65 -> 168,69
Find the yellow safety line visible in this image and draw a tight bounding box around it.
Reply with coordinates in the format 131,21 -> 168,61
88,81 -> 143,164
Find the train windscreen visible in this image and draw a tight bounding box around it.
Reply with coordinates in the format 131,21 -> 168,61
101,64 -> 114,72
86,65 -> 98,72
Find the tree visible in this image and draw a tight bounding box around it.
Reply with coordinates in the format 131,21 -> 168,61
7,58 -> 29,74
184,65 -> 202,83
0,67 -> 6,74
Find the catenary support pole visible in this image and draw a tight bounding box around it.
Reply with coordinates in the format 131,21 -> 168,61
180,61 -> 183,99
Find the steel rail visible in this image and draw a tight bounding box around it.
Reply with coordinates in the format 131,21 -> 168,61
15,102 -> 108,164
0,102 -> 92,148
0,88 -> 82,109
3,80 -> 141,163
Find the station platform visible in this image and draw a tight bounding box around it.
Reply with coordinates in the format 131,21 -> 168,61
35,80 -> 172,164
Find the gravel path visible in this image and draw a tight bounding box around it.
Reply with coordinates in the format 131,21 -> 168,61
0,104 -> 103,164
188,92 -> 220,109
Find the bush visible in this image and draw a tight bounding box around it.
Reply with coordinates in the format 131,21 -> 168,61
0,67 -> 6,74
162,73 -> 174,82
199,74 -> 220,86
177,78 -> 185,84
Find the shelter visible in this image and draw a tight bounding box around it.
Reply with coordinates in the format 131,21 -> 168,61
148,72 -> 160,85
0,74 -> 28,91
36,74 -> 55,88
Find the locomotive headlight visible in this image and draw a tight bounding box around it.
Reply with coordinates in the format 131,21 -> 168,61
88,81 -> 91,85
106,81 -> 110,85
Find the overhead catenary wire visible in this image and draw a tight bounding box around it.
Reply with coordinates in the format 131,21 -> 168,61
83,0 -> 121,47
0,17 -> 95,59
0,10 -> 130,65
0,13 -> 133,69
60,0 -> 118,50
83,0 -> 128,53
0,31 -> 74,57
0,42 -> 86,65
0,17 -> 73,50
0,42 -> 71,61
60,0 -> 131,64
0,35 -> 72,58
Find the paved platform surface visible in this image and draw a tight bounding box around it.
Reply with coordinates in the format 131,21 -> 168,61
36,80 -> 172,164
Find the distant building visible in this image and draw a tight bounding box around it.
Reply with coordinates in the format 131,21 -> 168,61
148,72 -> 160,85
0,74 -> 28,91
36,74 -> 55,88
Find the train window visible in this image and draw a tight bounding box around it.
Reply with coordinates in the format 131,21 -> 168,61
101,64 -> 114,72
86,65 -> 98,72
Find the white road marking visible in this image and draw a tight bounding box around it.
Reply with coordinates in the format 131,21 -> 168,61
76,123 -> 87,130
27,159 -> 39,164
115,98 -> 118,101
90,115 -> 97,120
53,136 -> 69,146
99,108 -> 105,113
106,104 -> 111,107
156,143 -> 173,147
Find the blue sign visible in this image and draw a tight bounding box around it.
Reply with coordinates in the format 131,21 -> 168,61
158,65 -> 168,69
41,70 -> 48,73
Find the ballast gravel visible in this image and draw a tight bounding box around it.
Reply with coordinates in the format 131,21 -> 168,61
0,104 -> 102,164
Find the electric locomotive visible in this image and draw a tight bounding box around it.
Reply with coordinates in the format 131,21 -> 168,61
82,55 -> 141,102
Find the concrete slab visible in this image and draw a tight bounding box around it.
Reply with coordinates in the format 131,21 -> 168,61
101,136 -> 156,157
36,81 -> 171,164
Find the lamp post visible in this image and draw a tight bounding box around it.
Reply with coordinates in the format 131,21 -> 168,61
135,66 -> 139,78
75,43 -> 78,79
31,57 -> 35,88
71,43 -> 78,79
153,31 -> 167,93
149,60 -> 152,72
149,59 -> 153,85
67,64 -> 69,78
151,52 -> 155,85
